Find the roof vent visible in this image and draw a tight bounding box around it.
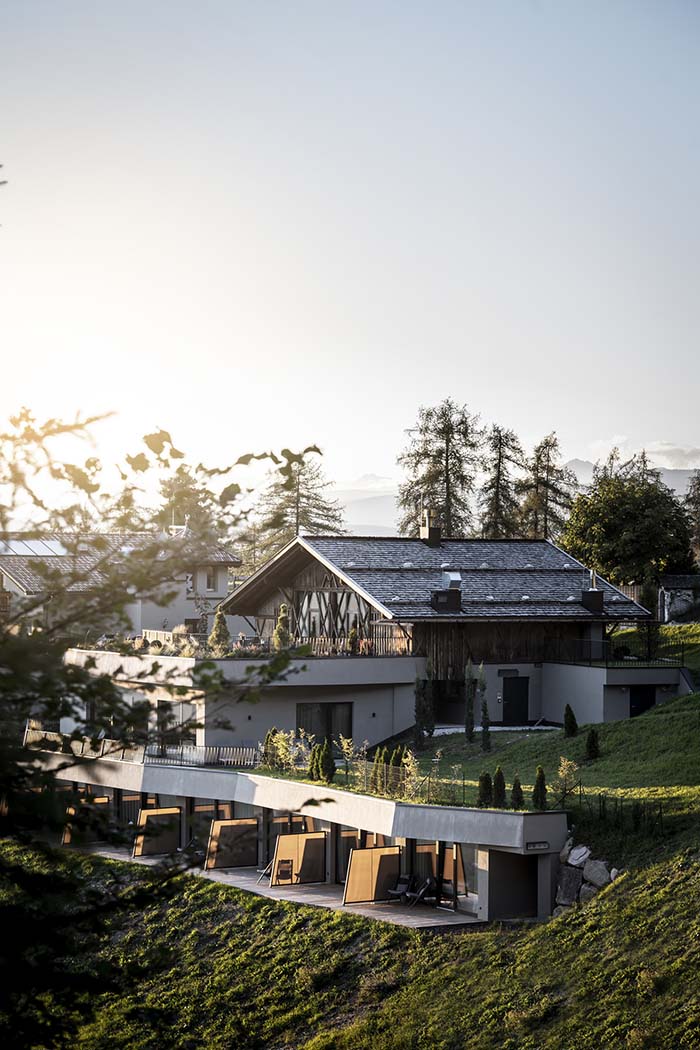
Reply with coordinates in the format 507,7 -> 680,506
563,562 -> 571,568
521,595 -> 531,600
440,561 -> 450,569
567,595 -> 577,601
485,594 -> 495,601
420,507 -> 442,547
346,560 -> 356,568
442,571 -> 462,590
524,563 -> 534,569
402,560 -> 413,568
611,595 -> 620,602
582,588 -> 604,614
430,588 -> 461,612
479,561 -> 489,569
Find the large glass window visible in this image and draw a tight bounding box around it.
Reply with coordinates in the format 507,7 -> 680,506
297,702 -> 352,744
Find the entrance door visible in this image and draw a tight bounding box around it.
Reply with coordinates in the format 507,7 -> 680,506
630,684 -> 656,717
502,677 -> 529,725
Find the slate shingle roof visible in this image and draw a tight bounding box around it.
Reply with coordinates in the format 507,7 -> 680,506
301,536 -> 648,620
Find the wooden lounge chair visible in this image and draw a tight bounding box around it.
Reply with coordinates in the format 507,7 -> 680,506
405,875 -> 437,908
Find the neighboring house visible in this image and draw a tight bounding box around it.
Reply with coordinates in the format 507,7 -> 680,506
658,575 -> 700,623
0,530 -> 242,637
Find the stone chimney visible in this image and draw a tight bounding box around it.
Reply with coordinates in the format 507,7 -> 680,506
420,507 -> 442,547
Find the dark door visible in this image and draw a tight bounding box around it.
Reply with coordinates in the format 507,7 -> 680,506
502,677 -> 529,725
629,684 -> 656,717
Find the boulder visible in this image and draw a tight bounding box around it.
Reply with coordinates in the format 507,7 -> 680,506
559,837 -> 574,863
579,883 -> 599,904
556,865 -> 583,906
583,859 -> 611,888
610,867 -> 619,881
568,845 -> 591,868
552,905 -> 572,919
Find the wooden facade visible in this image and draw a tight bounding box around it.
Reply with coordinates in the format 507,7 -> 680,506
412,621 -> 585,680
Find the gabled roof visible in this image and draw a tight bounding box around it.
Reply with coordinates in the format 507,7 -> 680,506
222,535 -> 650,621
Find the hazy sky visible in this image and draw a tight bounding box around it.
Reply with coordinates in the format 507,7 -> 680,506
2,1 -> 699,488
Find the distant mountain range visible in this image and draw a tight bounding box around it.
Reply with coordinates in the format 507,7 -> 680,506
332,462 -> 697,537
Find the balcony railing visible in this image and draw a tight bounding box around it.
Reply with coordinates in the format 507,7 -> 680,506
23,726 -> 259,769
542,635 -> 684,668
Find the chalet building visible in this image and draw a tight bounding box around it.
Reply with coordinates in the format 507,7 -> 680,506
0,531 -> 242,637
219,521 -> 692,738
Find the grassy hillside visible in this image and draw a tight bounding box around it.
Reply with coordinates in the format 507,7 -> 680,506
14,695 -> 700,1050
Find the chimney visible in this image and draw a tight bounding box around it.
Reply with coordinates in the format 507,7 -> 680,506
420,507 -> 442,547
582,570 -> 604,614
431,571 -> 462,612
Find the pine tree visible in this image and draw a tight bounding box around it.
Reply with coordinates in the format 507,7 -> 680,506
480,697 -> 491,752
532,766 -> 547,810
563,703 -> 578,738
510,775 -> 524,809
493,766 -> 506,807
397,399 -> 483,537
585,727 -> 600,761
518,432 -> 577,540
477,771 -> 493,808
464,658 -> 475,743
479,424 -> 525,539
253,457 -> 345,565
272,603 -> 291,651
308,743 -> 321,780
207,607 -> 231,654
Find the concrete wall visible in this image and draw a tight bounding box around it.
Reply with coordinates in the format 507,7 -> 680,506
203,682 -> 416,749
541,663 -> 607,724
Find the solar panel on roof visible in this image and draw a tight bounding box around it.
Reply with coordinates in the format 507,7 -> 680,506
43,539 -> 68,555
24,540 -> 54,556
8,540 -> 34,555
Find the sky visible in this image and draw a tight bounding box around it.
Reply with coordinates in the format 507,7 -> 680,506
1,1 -> 699,491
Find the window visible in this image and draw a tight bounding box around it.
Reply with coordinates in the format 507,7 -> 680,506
206,566 -> 217,591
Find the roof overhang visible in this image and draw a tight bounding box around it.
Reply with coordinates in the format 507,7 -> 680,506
220,537 -> 394,620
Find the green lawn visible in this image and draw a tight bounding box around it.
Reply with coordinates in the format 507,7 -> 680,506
7,693 -> 700,1050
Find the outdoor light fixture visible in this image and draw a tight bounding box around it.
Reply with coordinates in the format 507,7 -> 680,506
526,841 -> 550,850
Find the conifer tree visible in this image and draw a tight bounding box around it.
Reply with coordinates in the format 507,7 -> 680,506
510,775 -> 524,809
532,766 -> 547,810
308,743 -> 321,780
397,398 -> 483,537
207,607 -> 231,654
480,697 -> 491,752
564,703 -> 578,738
518,432 -> 577,540
685,469 -> 700,560
585,727 -> 600,761
477,771 -> 493,808
253,457 -> 345,565
479,424 -> 525,539
493,766 -> 506,807
464,658 -> 475,743
272,603 -> 291,651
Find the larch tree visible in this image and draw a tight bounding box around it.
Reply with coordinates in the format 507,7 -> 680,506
253,456 -> 345,565
478,425 -> 524,539
397,398 -> 483,537
518,432 -> 577,540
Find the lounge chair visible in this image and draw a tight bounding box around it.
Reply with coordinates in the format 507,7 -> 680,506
405,875 -> 437,908
387,873 -> 417,903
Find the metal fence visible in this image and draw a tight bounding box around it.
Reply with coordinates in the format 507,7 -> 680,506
543,634 -> 684,668
144,744 -> 259,768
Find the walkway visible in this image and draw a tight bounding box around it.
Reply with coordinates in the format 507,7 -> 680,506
85,847 -> 482,930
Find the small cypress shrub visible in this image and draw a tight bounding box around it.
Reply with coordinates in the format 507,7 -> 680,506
308,744 -> 320,780
586,727 -> 600,760
207,607 -> 231,654
477,771 -> 493,808
480,698 -> 491,752
319,739 -> 336,784
564,703 -> 578,738
532,765 -> 547,810
510,775 -> 524,809
493,765 -> 506,807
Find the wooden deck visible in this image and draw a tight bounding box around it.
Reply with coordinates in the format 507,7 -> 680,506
85,847 -> 483,930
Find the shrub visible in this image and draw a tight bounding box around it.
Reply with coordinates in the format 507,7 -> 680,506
480,698 -> 491,752
464,658 -> 475,743
477,771 -> 493,808
564,703 -> 578,738
510,775 -> 524,809
308,744 -> 321,781
370,747 -> 383,792
493,766 -> 506,807
347,626 -> 359,654
272,603 -> 291,651
532,765 -> 547,810
207,607 -> 231,654
586,727 -> 600,760
415,666 -> 435,743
